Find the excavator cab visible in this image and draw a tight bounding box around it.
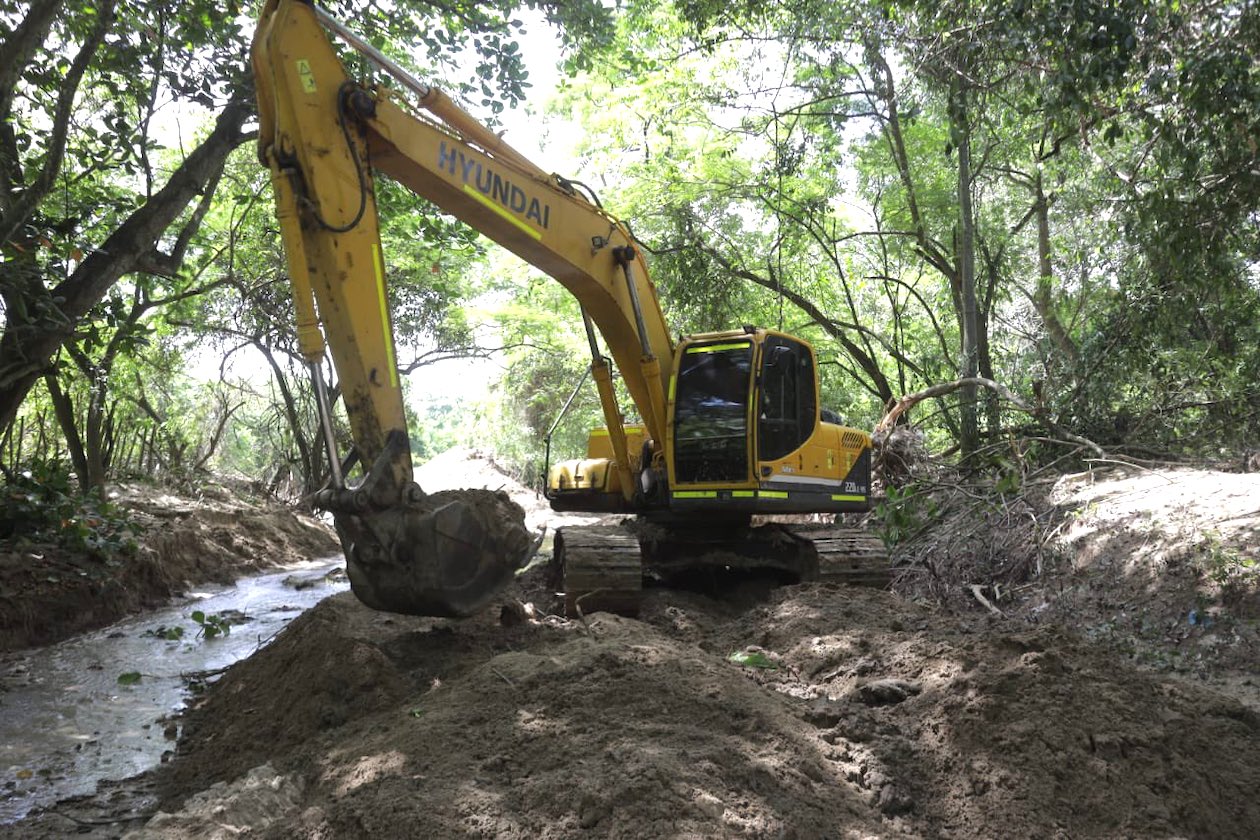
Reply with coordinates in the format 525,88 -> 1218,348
549,326 -> 872,520
672,332 -> 822,483
665,329 -> 870,517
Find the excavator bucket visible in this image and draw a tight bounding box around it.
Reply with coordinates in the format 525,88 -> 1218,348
332,489 -> 532,618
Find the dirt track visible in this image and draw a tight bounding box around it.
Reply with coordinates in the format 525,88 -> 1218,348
8,459 -> 1260,838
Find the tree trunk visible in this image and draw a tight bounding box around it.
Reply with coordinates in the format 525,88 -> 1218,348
951,82 -> 981,459
257,343 -> 318,492
42,372 -> 89,491
0,416 -> 15,473
143,425 -> 158,475
0,99 -> 251,433
1032,173 -> 1079,363
82,386 -> 109,494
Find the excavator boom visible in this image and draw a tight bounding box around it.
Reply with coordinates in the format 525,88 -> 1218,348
251,0 -> 544,616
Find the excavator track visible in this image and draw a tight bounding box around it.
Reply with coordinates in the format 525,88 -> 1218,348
788,525 -> 893,587
553,521 -> 892,617
554,525 -> 643,617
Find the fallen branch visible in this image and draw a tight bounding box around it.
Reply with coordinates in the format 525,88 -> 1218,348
875,376 -> 1106,458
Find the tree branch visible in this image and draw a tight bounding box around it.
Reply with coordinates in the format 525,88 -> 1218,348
0,96 -> 253,430
0,0 -> 117,246
875,376 -> 1105,458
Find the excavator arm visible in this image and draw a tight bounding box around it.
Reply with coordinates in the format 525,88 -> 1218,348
251,0 -> 674,615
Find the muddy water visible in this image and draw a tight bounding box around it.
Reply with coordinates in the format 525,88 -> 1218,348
0,558 -> 349,823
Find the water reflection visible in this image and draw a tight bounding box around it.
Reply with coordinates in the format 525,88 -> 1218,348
0,558 -> 348,823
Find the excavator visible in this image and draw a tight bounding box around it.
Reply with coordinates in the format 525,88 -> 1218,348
251,0 -> 889,618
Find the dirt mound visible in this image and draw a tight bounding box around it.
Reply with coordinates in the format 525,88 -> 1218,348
144,574 -> 1260,839
415,447 -> 608,533
123,764 -> 305,840
1021,468 -> 1260,680
0,483 -> 337,652
141,498 -> 337,590
893,466 -> 1260,693
11,466 -> 1260,838
164,598 -> 414,795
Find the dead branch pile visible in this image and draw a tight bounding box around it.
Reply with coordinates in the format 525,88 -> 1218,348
885,471 -> 1066,611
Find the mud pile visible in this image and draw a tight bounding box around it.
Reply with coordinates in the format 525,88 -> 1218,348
10,464 -> 1260,838
1020,468 -> 1260,684
133,569 -> 1260,839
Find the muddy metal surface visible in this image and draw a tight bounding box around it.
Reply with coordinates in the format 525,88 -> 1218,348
0,558 -> 348,823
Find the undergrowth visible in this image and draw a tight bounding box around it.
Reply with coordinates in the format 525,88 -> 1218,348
0,460 -> 142,557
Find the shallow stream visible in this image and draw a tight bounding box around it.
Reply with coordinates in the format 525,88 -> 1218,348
0,558 -> 348,823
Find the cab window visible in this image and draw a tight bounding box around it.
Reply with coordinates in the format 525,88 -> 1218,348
672,342 -> 752,483
757,336 -> 816,462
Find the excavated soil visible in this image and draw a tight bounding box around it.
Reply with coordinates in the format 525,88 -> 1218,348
8,460 -> 1260,838
129,582 -> 1260,839
0,482 -> 338,652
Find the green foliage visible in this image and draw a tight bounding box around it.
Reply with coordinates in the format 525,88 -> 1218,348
144,625 -> 186,642
1192,532 -> 1258,590
190,610 -> 231,640
876,484 -> 937,547
728,650 -> 778,669
409,397 -> 469,464
117,671 -> 143,686
6,0 -> 1255,482
0,0 -> 621,489
0,461 -> 141,556
449,258 -> 613,484
542,0 -> 1260,462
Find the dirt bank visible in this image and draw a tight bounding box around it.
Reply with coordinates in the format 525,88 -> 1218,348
137,580 -> 1260,839
9,462 -> 1260,838
0,482 -> 338,652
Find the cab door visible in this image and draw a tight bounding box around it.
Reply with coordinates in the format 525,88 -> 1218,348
756,335 -> 816,465
670,340 -> 754,484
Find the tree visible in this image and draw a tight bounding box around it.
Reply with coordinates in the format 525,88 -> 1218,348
0,0 -> 254,437
1,0 -> 616,486
544,0 -> 1260,462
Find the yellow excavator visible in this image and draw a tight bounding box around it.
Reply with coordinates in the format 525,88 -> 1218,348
251,0 -> 888,618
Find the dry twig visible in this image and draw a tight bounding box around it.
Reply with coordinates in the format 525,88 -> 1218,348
969,584 -> 1005,617
875,376 -> 1106,458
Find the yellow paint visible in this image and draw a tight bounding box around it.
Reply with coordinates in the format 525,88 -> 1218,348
732,490 -> 756,498
461,184 -> 542,240
685,341 -> 750,354
296,59 -> 316,93
673,491 -> 717,499
372,244 -> 398,387
588,425 -> 644,438
759,490 -> 789,499
831,494 -> 865,503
